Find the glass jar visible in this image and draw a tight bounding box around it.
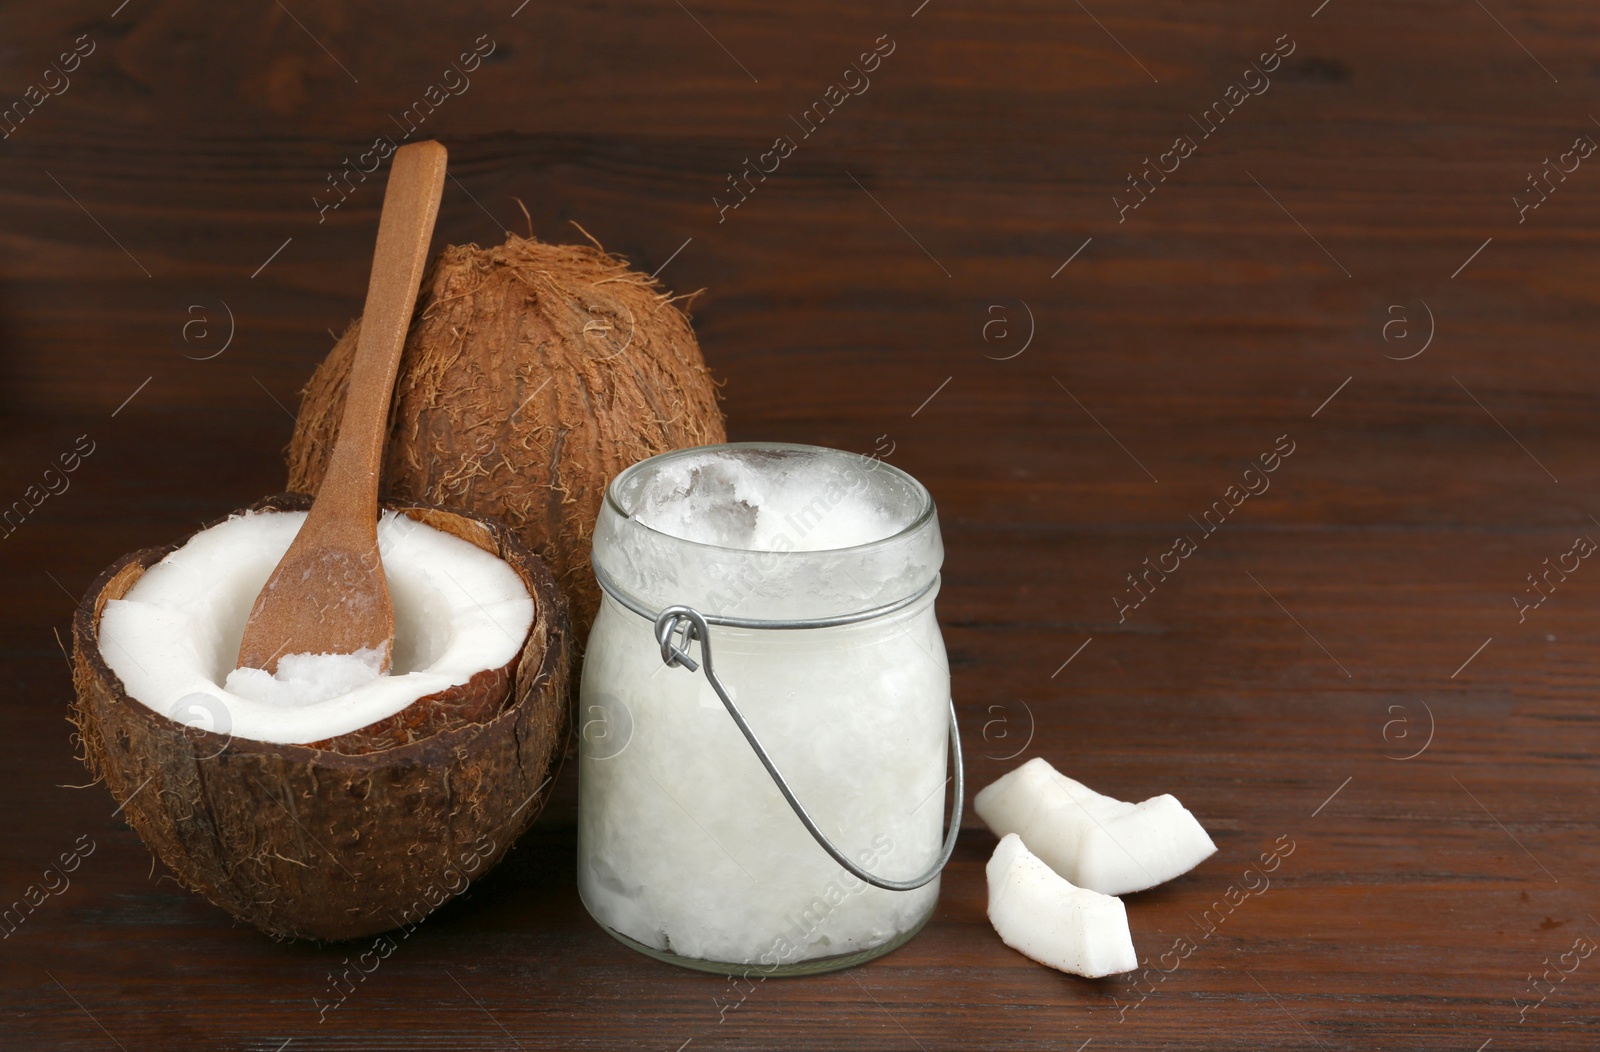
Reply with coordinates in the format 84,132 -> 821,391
577,442 -> 962,975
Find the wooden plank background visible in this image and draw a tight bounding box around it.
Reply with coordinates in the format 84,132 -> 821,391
2,0 -> 1599,1048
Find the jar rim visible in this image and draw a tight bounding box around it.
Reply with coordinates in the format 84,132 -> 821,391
603,441 -> 936,558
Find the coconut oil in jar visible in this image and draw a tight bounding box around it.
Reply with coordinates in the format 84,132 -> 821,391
577,443 -> 957,975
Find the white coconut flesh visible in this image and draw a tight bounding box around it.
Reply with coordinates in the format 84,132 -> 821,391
975,757 -> 1217,897
97,509 -> 534,745
986,833 -> 1137,978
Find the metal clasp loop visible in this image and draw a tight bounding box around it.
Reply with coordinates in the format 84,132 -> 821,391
655,606 -> 703,672
651,604 -> 963,893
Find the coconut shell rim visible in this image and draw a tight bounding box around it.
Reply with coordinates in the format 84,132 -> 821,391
73,492 -> 568,771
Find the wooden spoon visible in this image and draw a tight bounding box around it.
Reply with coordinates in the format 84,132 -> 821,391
236,140 -> 448,674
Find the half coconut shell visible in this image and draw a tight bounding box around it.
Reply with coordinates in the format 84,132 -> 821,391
70,494 -> 571,941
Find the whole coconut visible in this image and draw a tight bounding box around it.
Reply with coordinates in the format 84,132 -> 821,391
287,233 -> 725,641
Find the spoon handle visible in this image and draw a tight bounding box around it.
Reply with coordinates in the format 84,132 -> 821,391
317,140 -> 449,521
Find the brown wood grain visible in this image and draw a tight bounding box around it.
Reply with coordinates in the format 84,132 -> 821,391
3,0 -> 1599,1049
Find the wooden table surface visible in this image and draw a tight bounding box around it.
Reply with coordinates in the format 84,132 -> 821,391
4,1 -> 1599,1048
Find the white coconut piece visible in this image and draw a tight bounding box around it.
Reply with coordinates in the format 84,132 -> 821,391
974,757 -> 1216,896
97,509 -> 533,745
986,833 -> 1137,977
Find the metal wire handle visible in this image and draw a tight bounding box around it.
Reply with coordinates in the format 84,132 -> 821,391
653,604 -> 963,892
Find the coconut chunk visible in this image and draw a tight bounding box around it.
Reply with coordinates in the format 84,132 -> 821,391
986,833 -> 1137,977
975,757 -> 1216,896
